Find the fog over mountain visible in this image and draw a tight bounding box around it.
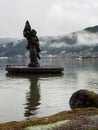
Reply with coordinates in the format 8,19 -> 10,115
0,25 -> 98,56
0,38 -> 19,44
40,25 -> 98,47
39,25 -> 98,54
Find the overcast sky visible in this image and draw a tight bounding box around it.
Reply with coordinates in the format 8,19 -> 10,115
0,0 -> 98,38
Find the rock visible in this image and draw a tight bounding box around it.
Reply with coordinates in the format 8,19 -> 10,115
69,89 -> 98,109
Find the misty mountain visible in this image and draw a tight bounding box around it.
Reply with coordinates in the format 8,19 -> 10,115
39,25 -> 98,54
0,25 -> 98,56
84,25 -> 98,33
0,38 -> 19,44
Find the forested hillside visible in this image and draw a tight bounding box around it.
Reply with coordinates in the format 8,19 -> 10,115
0,25 -> 98,57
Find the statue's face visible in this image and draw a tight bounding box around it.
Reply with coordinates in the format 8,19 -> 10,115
31,29 -> 36,36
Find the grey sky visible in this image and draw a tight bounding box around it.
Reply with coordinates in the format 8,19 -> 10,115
0,0 -> 98,38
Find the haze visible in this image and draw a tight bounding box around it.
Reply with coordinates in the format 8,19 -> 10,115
0,0 -> 98,38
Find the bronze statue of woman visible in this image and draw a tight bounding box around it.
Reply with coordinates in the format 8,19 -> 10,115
23,21 -> 41,67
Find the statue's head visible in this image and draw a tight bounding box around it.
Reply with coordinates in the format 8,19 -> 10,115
26,20 -> 29,24
31,29 -> 37,36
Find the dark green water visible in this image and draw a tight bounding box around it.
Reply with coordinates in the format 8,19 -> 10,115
0,58 -> 98,123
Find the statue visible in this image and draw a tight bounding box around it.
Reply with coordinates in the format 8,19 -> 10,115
6,20 -> 64,74
23,21 -> 41,67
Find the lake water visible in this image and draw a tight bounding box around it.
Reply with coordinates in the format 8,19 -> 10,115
0,58 -> 98,123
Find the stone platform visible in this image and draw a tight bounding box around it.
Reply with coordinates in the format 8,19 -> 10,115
6,65 -> 64,74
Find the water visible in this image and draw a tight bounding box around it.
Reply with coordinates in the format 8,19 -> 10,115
0,58 -> 98,123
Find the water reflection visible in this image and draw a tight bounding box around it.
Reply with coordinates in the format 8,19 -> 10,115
6,74 -> 41,118
6,73 -> 63,119
24,75 -> 40,117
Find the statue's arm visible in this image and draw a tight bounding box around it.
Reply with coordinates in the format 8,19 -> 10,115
36,36 -> 41,52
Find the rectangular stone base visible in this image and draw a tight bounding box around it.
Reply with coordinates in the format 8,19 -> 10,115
6,65 -> 64,74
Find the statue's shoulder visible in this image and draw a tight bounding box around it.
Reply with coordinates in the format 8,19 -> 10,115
32,35 -> 38,42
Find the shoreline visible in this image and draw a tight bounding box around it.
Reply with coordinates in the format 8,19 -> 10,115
0,107 -> 98,130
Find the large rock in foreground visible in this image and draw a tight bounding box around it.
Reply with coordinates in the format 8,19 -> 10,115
69,89 -> 98,109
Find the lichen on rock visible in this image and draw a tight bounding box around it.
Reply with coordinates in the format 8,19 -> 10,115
25,120 -> 70,130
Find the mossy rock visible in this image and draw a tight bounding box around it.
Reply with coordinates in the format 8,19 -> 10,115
0,108 -> 98,130
69,89 -> 98,109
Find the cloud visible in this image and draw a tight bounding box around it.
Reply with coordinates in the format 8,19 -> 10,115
47,0 -> 98,36
0,0 -> 98,38
50,42 -> 68,48
77,31 -> 98,46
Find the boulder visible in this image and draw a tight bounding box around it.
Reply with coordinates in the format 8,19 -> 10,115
69,89 -> 98,109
